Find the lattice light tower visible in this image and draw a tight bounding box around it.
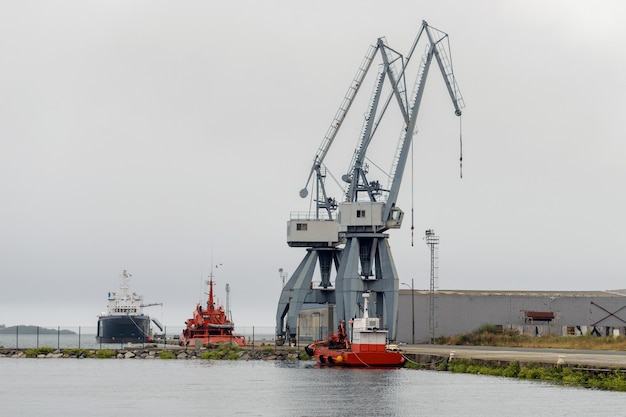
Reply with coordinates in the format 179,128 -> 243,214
425,229 -> 439,344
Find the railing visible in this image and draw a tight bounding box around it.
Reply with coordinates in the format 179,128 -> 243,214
289,211 -> 333,221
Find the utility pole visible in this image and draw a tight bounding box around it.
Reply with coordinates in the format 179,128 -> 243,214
401,279 -> 415,344
410,278 -> 415,344
425,229 -> 439,344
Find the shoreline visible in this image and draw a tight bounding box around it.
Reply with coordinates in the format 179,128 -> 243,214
0,344 -> 302,360
6,344 -> 626,391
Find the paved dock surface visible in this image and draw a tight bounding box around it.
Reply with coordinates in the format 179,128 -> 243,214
402,344 -> 626,368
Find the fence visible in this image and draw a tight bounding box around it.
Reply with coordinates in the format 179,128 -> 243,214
0,325 -> 277,350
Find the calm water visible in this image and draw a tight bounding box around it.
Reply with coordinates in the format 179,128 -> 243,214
1,359 -> 626,416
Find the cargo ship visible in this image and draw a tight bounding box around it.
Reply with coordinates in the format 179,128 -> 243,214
305,293 -> 405,367
96,270 -> 162,344
180,272 -> 246,347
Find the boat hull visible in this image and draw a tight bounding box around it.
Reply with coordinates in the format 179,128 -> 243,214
96,315 -> 152,343
306,343 -> 405,367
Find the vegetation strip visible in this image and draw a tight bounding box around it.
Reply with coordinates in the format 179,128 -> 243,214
407,324 -> 626,391
405,357 -> 626,391
0,345 -> 304,361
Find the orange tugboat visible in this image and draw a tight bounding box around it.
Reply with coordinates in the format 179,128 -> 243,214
180,273 -> 246,347
305,293 -> 404,367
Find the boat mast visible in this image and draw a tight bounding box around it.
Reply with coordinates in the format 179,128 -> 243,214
206,273 -> 215,310
120,270 -> 131,299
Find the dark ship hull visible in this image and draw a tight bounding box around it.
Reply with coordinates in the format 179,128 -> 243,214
96,315 -> 152,343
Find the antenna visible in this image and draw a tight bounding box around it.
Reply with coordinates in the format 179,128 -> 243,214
226,283 -> 231,322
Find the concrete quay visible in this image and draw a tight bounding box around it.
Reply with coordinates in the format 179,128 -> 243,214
402,344 -> 626,370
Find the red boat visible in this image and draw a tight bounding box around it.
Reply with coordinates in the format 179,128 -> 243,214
305,293 -> 404,367
180,273 -> 246,347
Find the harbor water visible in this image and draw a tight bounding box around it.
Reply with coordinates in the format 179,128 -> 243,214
1,359 -> 626,416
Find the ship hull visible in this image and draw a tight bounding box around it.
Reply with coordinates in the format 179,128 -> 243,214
306,342 -> 405,367
96,315 -> 152,343
179,322 -> 246,347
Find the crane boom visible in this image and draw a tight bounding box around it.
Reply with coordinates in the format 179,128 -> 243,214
140,303 -> 162,308
344,66 -> 387,202
299,44 -> 379,217
381,21 -> 464,226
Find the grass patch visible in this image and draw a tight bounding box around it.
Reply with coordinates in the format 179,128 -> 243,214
200,344 -> 241,360
25,347 -> 55,357
159,350 -> 176,360
95,349 -> 116,359
64,348 -> 93,358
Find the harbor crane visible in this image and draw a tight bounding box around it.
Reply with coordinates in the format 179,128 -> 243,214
276,21 -> 464,345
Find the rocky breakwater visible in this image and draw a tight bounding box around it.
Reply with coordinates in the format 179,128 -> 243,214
0,345 -> 303,361
1,348 -> 95,359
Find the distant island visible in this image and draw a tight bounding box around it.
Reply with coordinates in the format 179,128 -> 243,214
0,325 -> 76,335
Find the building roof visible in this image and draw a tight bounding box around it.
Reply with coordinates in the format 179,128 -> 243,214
399,289 -> 626,298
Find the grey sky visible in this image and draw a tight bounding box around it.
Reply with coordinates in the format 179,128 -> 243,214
1,1 -> 625,329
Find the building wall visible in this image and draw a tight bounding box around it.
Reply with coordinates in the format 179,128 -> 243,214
297,305 -> 334,343
396,290 -> 626,343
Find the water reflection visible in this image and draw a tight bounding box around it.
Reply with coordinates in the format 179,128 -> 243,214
1,359 -> 626,416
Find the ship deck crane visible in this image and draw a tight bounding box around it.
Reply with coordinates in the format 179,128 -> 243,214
140,303 -> 164,332
140,303 -> 163,308
276,21 -> 464,345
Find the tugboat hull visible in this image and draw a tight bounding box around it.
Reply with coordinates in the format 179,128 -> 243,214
306,293 -> 404,368
307,343 -> 405,367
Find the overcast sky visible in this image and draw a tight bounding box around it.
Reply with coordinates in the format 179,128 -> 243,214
1,1 -> 625,330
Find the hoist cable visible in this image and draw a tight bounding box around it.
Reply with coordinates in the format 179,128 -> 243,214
459,115 -> 463,179
410,135 -> 415,247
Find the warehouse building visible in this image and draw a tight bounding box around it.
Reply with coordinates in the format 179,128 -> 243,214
396,289 -> 626,343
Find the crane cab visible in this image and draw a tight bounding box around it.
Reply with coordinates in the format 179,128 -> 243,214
287,218 -> 340,248
385,206 -> 404,229
337,202 -> 404,232
337,202 -> 384,233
